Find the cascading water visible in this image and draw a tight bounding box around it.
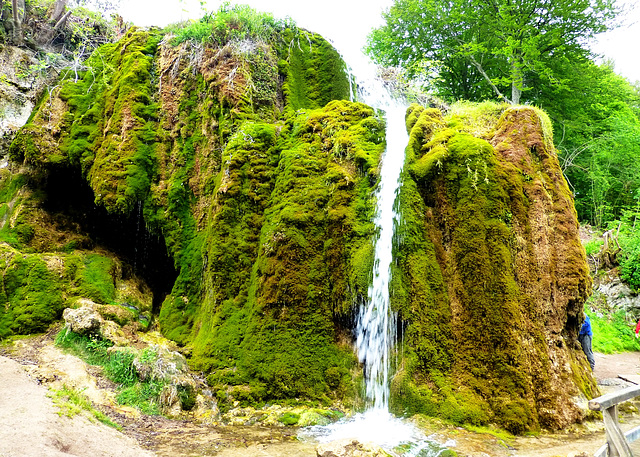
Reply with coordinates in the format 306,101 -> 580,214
354,89 -> 404,414
300,49 -> 450,457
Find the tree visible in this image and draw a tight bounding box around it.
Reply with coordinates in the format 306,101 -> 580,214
530,57 -> 640,226
11,0 -> 24,45
4,0 -> 120,46
367,0 -> 620,104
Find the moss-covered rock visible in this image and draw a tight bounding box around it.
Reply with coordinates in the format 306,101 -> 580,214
7,12 -> 369,406
392,102 -> 594,433
5,6 -> 594,433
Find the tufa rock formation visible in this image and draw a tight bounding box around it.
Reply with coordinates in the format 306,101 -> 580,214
1,8 -> 594,432
4,19 -> 381,407
390,103 -> 594,432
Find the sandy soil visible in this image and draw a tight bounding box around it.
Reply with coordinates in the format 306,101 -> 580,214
0,355 -> 153,457
2,333 -> 640,457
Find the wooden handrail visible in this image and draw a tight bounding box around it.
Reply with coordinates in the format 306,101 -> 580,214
589,385 -> 640,457
590,386 -> 640,412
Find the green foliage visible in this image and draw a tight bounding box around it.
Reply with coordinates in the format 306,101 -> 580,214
547,61 -> 640,227
367,0 -> 619,104
584,239 -> 604,257
586,301 -> 640,353
609,211 -> 640,290
169,19 -> 213,44
365,0 -> 638,231
169,3 -> 293,46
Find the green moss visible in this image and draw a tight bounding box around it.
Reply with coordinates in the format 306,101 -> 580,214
168,100 -> 383,404
74,254 -> 117,304
1,252 -> 64,335
279,411 -> 300,425
393,103 -> 593,433
279,28 -> 351,114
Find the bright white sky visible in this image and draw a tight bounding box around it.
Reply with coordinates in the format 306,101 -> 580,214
118,0 -> 640,83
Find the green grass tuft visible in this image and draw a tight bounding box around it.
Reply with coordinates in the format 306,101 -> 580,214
50,384 -> 121,430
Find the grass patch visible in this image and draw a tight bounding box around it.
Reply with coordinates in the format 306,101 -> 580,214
55,329 -> 112,364
50,384 -> 121,429
116,381 -> 163,415
587,299 -> 640,353
54,329 -> 164,414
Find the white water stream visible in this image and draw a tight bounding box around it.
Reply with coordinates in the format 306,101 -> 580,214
300,49 -> 449,457
354,80 -> 404,414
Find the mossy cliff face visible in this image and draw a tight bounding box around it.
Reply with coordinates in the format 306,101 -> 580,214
8,21 -> 382,405
5,12 -> 593,428
391,103 -> 594,432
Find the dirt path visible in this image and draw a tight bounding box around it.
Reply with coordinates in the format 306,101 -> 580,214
1,335 -> 640,457
0,355 -> 154,457
594,351 -> 640,381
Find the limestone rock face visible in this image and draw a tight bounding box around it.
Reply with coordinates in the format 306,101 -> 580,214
391,103 -> 595,432
62,307 -> 103,334
596,277 -> 640,311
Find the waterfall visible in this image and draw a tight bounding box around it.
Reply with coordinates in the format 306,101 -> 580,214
355,93 -> 406,412
298,29 -> 452,456
299,52 -> 447,456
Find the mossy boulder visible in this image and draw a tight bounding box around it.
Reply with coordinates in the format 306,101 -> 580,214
391,102 -> 594,433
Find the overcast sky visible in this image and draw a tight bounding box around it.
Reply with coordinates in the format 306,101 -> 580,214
118,0 -> 640,83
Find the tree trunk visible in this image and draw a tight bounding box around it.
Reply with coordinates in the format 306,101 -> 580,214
600,227 -> 621,269
511,61 -> 523,105
49,0 -> 67,24
54,10 -> 71,30
511,83 -> 522,105
11,0 -> 23,46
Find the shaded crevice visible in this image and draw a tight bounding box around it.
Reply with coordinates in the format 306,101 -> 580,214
40,167 -> 177,312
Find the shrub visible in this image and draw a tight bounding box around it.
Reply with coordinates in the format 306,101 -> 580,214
584,239 -> 604,257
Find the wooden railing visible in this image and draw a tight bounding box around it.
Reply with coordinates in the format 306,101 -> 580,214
589,385 -> 640,457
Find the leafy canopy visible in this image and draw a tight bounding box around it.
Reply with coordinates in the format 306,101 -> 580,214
541,59 -> 640,226
367,0 -> 620,104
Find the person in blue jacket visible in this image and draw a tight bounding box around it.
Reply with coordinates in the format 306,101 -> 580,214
578,314 -> 595,371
